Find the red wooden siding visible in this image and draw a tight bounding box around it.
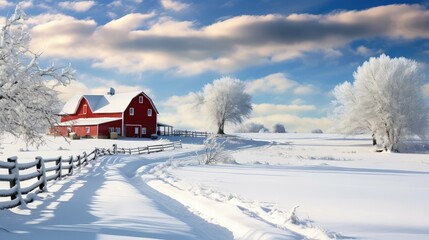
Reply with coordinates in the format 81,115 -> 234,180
123,93 -> 157,137
52,125 -> 97,138
98,120 -> 122,137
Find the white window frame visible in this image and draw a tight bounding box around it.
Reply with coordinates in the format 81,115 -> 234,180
109,127 -> 115,133
134,127 -> 139,135
139,96 -> 144,104
85,127 -> 90,134
147,109 -> 152,117
129,108 -> 134,116
141,127 -> 146,135
116,128 -> 121,135
83,104 -> 87,114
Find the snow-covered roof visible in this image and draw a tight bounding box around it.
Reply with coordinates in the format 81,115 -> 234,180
60,91 -> 158,115
56,117 -> 122,126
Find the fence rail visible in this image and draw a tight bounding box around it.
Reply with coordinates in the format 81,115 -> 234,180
0,141 -> 182,210
172,130 -> 209,138
115,141 -> 182,155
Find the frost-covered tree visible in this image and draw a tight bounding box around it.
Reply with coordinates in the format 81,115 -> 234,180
0,7 -> 74,148
332,54 -> 428,152
272,123 -> 287,133
200,77 -> 252,134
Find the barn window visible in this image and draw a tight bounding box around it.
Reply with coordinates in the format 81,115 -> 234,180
139,96 -> 144,103
109,127 -> 115,133
129,108 -> 134,116
147,109 -> 152,117
116,128 -> 121,135
85,127 -> 90,134
83,104 -> 87,114
142,127 -> 146,135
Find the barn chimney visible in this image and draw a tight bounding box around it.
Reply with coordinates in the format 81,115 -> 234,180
107,87 -> 115,96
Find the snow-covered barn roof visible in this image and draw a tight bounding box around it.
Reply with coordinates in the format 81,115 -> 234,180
60,91 -> 159,115
56,117 -> 122,126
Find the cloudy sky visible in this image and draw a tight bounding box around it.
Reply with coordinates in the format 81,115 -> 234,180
1,0 -> 429,132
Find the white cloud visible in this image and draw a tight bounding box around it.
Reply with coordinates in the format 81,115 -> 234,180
246,73 -> 317,95
293,85 -> 316,95
246,73 -> 296,94
250,103 -> 331,133
158,93 -> 211,131
26,4 -> 429,75
19,0 -> 33,9
253,103 -> 316,114
158,92 -> 325,133
108,0 -> 122,8
0,0 -> 12,8
58,1 -> 96,12
423,83 -> 429,97
249,114 -> 333,133
50,77 -> 151,103
160,0 -> 189,11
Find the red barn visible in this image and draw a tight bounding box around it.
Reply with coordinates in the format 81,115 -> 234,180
53,89 -> 159,138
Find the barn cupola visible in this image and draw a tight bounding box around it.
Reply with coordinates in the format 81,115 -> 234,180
107,87 -> 115,96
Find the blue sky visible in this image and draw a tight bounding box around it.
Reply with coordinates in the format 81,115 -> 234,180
1,0 -> 429,132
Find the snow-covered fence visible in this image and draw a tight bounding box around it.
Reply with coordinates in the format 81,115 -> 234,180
173,130 -> 209,138
0,147 -> 111,210
0,141 -> 181,210
116,141 -> 182,155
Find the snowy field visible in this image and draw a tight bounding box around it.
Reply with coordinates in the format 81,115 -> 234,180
1,133 -> 429,239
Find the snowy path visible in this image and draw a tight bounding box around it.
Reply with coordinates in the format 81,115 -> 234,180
0,154 -> 233,240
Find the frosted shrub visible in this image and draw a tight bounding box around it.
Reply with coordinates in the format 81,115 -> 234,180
272,123 -> 287,133
200,134 -> 230,165
235,122 -> 267,133
311,128 -> 323,134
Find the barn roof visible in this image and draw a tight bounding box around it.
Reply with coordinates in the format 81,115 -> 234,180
60,91 -> 159,115
57,117 -> 122,126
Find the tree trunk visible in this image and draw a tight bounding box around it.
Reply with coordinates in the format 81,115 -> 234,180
217,120 -> 225,135
217,128 -> 224,135
372,134 -> 377,146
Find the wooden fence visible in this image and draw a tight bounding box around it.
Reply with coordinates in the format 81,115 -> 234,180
115,142 -> 182,155
0,141 -> 182,210
172,130 -> 209,138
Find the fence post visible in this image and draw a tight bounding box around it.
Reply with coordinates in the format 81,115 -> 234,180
56,156 -> 62,180
7,157 -> 21,201
82,152 -> 86,165
68,155 -> 74,175
129,148 -> 131,155
113,144 -> 117,154
77,155 -> 81,167
147,145 -> 150,154
36,156 -> 47,192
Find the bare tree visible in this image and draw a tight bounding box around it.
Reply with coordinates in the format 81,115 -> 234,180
0,7 -> 74,148
200,77 -> 252,134
332,54 -> 428,152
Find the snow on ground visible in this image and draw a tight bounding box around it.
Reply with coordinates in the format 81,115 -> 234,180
0,135 -> 232,240
143,134 -> 429,240
1,133 -> 429,239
